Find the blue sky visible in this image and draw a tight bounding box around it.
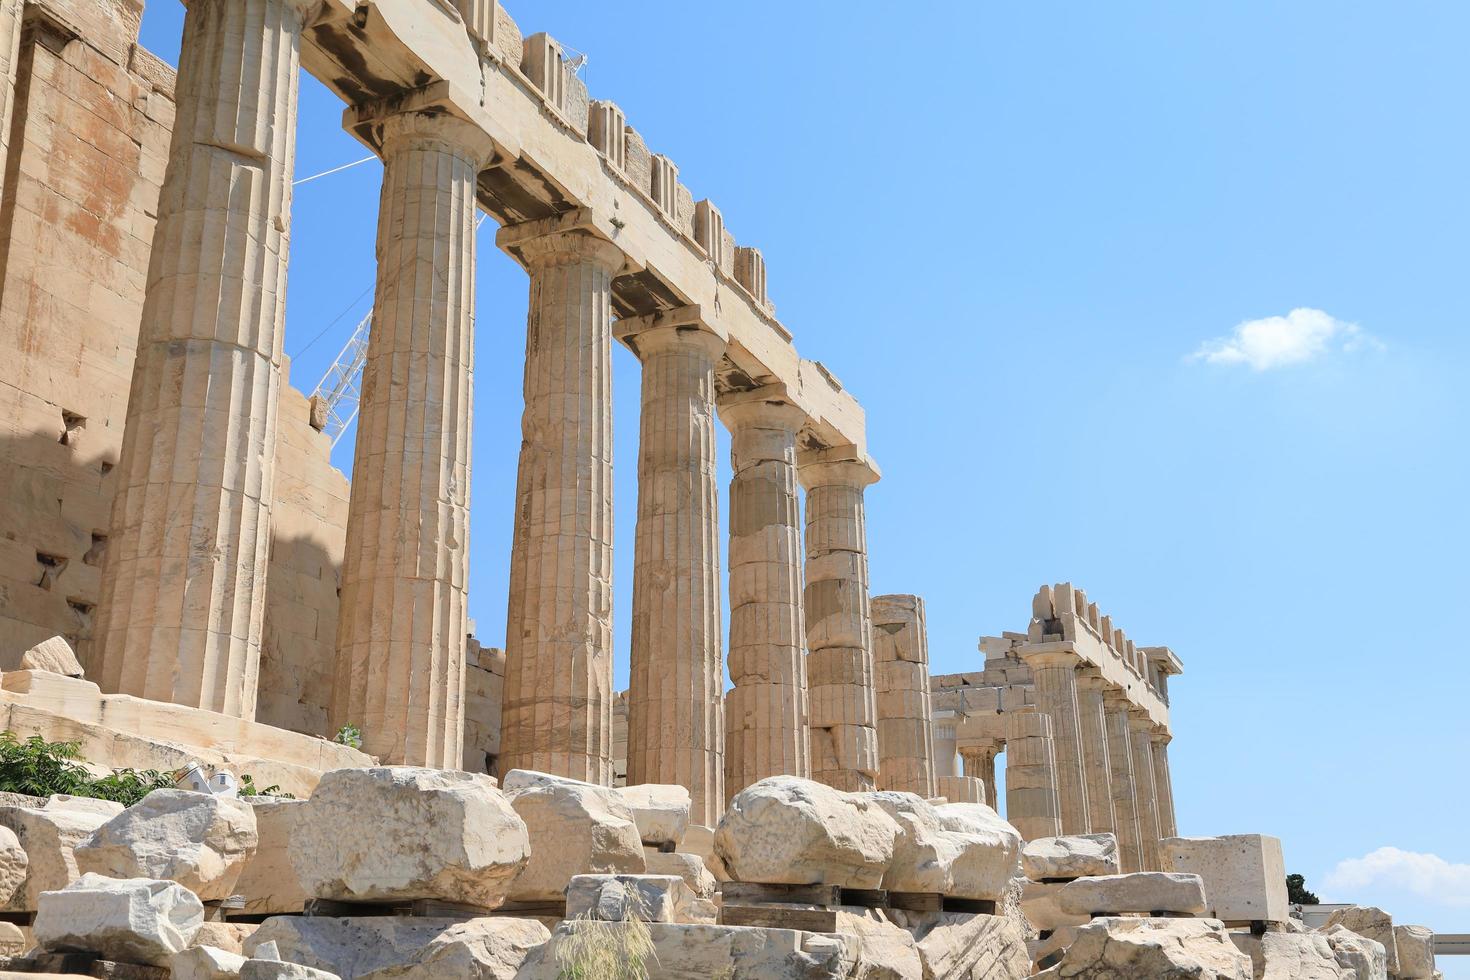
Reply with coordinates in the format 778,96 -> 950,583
139,0 -> 1469,954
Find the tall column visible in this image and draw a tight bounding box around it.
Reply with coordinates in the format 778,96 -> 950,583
1004,709 -> 1062,840
0,0 -> 23,200
959,740 -> 1001,810
1151,728 -> 1178,839
799,449 -> 880,792
1076,668 -> 1118,838
871,594 -> 936,798
1129,707 -> 1163,870
331,108 -> 494,767
1020,649 -> 1090,834
94,0 -> 315,718
720,389 -> 809,801
500,228 -> 625,783
1103,690 -> 1145,873
622,313 -> 726,828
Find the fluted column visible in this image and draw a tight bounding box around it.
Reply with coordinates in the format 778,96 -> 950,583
1020,649 -> 1090,834
799,450 -> 880,792
500,228 -> 625,783
1129,707 -> 1163,870
720,389 -> 809,801
871,594 -> 935,797
959,739 -> 1001,809
623,315 -> 726,828
94,0 -> 315,718
331,109 -> 494,766
1076,668 -> 1118,838
1151,728 -> 1178,839
1004,709 -> 1062,840
1103,689 -> 1145,873
0,0 -> 23,200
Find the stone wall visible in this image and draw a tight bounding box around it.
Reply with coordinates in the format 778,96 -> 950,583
462,637 -> 505,776
0,0 -> 346,737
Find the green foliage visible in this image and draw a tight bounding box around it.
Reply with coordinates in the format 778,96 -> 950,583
0,732 -> 172,806
1286,873 -> 1320,905
238,774 -> 292,799
333,724 -> 363,750
554,909 -> 656,980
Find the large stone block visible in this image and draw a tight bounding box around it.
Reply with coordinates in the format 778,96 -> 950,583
833,909 -> 923,980
1320,924 -> 1388,980
1056,872 -> 1207,916
565,874 -> 690,924
34,872 -> 203,966
1161,834 -> 1288,922
0,825 -> 27,906
171,944 -> 249,980
237,798 -> 309,914
1022,834 -> 1119,881
501,770 -> 644,902
76,789 -> 257,901
614,784 -> 690,849
1019,879 -> 1090,931
247,914 -> 544,979
871,793 -> 1021,900
1393,924 -> 1436,979
1036,916 -> 1252,979
1230,930 -> 1353,980
643,850 -> 716,899
20,636 -> 85,677
1323,906 -> 1399,975
241,961 -> 341,980
0,795 -> 123,910
291,768 -> 528,908
714,776 -> 899,889
886,910 -> 1031,980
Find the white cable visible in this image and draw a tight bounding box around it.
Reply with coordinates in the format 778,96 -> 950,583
294,155 -> 376,186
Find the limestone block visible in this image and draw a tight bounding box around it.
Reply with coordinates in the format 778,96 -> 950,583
872,793 -> 1021,900
1019,879 -> 1090,931
1161,834 -> 1288,922
516,921 -> 860,979
0,825 -> 26,906
291,768 -> 529,908
172,944 -> 248,980
1323,906 -> 1399,975
1036,916 -> 1252,979
933,776 -> 985,805
614,784 -> 690,848
1320,924 -> 1388,980
240,961 -> 340,980
714,776 -> 899,889
643,850 -> 716,899
34,872 -> 204,966
886,910 -> 1031,980
246,914 -> 547,979
0,795 -> 123,910
1230,930 -> 1353,980
1394,924 -> 1436,979
1055,872 -> 1207,915
501,770 -> 643,901
236,798 -> 308,915
75,789 -> 257,901
565,874 -> 690,923
0,920 -> 25,956
833,909 -> 923,980
196,921 -> 256,955
20,636 -> 84,677
1021,834 -> 1120,881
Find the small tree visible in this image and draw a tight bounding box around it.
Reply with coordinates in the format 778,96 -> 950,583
1287,873 -> 1320,905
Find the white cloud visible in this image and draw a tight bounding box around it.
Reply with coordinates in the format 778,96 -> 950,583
1322,847 -> 1470,908
1191,307 -> 1379,370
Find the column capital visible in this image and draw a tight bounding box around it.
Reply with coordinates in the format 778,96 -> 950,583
512,227 -> 626,275
378,109 -> 498,168
1126,706 -> 1154,731
614,305 -> 727,360
1101,685 -> 1134,709
1149,727 -> 1172,746
1076,665 -> 1111,693
717,386 -> 808,434
797,445 -> 880,491
346,81 -> 500,167
497,207 -> 634,276
1021,646 -> 1083,671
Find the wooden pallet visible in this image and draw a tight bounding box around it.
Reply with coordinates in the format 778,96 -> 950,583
304,897 -> 501,921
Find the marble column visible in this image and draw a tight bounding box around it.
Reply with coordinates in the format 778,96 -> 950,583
331,109 -> 494,767
623,315 -> 726,828
94,0 -> 315,718
799,449 -> 880,792
500,229 -> 625,783
1151,728 -> 1178,839
1020,649 -> 1091,834
871,594 -> 935,797
1129,707 -> 1163,870
0,0 -> 23,201
1004,709 -> 1062,841
959,739 -> 1001,811
1076,667 -> 1118,838
1103,689 -> 1145,873
720,389 -> 809,801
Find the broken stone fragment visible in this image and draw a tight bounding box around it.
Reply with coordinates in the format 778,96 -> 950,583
357,917 -> 550,979
1019,878 -> 1091,931
1322,905 -> 1399,975
565,873 -> 691,924
240,961 -> 341,980
871,792 -> 1022,900
643,850 -> 717,899
1319,923 -> 1388,980
0,794 -> 124,910
0,824 -> 28,906
19,635 -> 85,677
713,775 -> 899,889
236,797 -> 309,914
34,872 -> 204,966
290,767 -> 529,908
614,783 -> 691,848
1021,833 -> 1120,881
75,788 -> 258,901
500,769 -> 643,902
885,909 -> 1031,979
1393,923 -> 1436,979
1230,929 -> 1355,980
1056,871 -> 1207,916
1035,916 -> 1252,979
832,908 -> 923,979
171,943 -> 248,980
245,914 -> 547,979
